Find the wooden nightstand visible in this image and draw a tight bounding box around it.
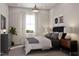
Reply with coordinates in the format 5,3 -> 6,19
60,38 -> 78,56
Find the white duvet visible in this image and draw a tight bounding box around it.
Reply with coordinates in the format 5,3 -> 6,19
24,36 -> 52,55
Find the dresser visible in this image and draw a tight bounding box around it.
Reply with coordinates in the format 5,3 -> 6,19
1,34 -> 10,55
0,34 -> 1,56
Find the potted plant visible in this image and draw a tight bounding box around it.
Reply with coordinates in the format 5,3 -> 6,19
9,26 -> 17,46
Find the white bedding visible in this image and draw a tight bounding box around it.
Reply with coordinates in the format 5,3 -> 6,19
24,36 -> 52,55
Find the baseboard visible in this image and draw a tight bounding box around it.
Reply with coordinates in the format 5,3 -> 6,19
10,45 -> 24,50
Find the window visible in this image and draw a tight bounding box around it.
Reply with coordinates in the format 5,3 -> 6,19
26,14 -> 35,33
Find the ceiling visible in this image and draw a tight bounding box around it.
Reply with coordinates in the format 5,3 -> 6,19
8,3 -> 56,10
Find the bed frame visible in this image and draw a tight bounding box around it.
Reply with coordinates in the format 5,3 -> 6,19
53,26 -> 64,32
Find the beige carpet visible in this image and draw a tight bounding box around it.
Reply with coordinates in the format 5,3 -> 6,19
27,50 -> 68,56
5,46 -> 68,56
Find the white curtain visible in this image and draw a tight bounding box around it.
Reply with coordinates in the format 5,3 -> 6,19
22,13 -> 37,34
21,13 -> 38,43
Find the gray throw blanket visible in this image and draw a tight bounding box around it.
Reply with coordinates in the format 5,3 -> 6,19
27,37 -> 39,44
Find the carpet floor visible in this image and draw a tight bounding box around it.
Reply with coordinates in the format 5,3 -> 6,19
4,46 -> 68,56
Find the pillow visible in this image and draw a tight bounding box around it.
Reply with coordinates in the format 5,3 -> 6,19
65,34 -> 71,39
45,33 -> 52,39
50,32 -> 59,40
61,33 -> 67,39
58,32 -> 63,39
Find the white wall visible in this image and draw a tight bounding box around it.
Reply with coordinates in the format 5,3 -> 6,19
35,10 -> 50,36
9,7 -> 50,45
50,3 -> 79,42
0,3 -> 8,55
0,3 -> 9,33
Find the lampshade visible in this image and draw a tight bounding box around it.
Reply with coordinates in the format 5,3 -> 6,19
32,5 -> 39,13
64,27 -> 72,39
3,29 -> 6,33
64,27 -> 75,33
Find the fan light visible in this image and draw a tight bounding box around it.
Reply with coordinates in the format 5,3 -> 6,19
32,5 -> 39,12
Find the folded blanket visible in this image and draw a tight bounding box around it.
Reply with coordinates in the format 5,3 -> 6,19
27,37 -> 39,44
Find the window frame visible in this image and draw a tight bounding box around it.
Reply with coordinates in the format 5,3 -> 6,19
25,14 -> 35,33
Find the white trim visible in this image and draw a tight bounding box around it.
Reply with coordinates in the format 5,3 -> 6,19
10,45 -> 24,50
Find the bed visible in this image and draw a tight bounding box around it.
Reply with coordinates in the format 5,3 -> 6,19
24,36 -> 52,55
24,26 -> 64,55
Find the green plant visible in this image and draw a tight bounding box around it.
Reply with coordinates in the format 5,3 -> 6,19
9,26 -> 17,35
26,30 -> 34,33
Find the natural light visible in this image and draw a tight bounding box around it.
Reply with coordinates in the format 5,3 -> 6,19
26,14 -> 35,33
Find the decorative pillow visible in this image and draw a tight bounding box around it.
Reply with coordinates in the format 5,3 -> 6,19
45,33 -> 52,39
65,34 -> 71,39
50,32 -> 59,40
61,33 -> 67,39
59,32 -> 63,39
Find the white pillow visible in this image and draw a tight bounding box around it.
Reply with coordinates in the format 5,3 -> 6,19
65,34 -> 71,39
58,32 -> 63,39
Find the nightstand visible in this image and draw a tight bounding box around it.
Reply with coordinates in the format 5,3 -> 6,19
52,40 -> 60,50
60,38 -> 78,56
70,40 -> 78,56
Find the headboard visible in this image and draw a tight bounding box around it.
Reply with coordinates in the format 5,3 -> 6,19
53,26 -> 64,32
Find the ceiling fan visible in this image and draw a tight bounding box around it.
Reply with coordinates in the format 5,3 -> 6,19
32,4 -> 39,13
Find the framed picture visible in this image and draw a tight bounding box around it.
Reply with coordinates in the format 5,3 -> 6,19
1,15 -> 6,29
55,18 -> 58,24
59,16 -> 64,23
